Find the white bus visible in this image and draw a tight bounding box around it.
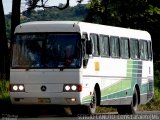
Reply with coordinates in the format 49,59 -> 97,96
10,21 -> 153,115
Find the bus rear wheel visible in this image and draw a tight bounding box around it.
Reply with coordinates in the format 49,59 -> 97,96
127,88 -> 138,114
117,89 -> 138,114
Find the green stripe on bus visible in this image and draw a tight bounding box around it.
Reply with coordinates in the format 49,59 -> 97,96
101,81 -> 122,97
82,95 -> 92,102
101,88 -> 133,101
82,83 -> 148,104
141,83 -> 149,94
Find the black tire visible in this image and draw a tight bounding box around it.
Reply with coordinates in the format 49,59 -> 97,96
117,89 -> 138,115
127,88 -> 138,114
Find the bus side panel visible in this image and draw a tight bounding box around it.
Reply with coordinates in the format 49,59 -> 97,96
82,58 -> 133,106
100,59 -> 132,105
140,60 -> 154,104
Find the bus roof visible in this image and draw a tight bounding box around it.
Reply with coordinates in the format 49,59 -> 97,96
15,21 -> 151,40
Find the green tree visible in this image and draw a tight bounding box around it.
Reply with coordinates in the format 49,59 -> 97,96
11,0 -> 80,44
11,0 -> 21,46
86,0 -> 160,62
0,0 -> 9,80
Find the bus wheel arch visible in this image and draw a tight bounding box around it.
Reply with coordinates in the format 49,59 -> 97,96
129,86 -> 139,114
87,83 -> 101,114
117,84 -> 140,115
128,84 -> 139,114
135,84 -> 140,104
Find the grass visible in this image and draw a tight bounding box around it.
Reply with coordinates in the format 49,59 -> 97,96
96,106 -> 116,113
0,80 -> 10,101
138,87 -> 160,111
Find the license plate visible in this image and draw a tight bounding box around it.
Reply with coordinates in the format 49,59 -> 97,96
38,98 -> 51,103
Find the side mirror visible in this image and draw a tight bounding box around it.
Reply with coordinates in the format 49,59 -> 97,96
83,59 -> 88,68
86,40 -> 92,55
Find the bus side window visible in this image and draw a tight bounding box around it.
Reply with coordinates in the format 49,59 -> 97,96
110,36 -> 120,58
148,41 -> 153,60
90,33 -> 100,57
120,37 -> 129,59
139,40 -> 149,60
99,35 -> 110,57
82,32 -> 89,67
129,38 -> 139,59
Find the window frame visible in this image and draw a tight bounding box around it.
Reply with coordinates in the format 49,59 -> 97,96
90,33 -> 100,57
99,34 -> 110,58
139,39 -> 149,60
120,37 -> 130,59
129,38 -> 140,60
110,36 -> 120,58
148,41 -> 153,61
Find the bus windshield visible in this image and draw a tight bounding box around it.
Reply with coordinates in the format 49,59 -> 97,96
12,33 -> 82,69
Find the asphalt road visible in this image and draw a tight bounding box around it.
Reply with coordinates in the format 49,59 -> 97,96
1,111 -> 160,120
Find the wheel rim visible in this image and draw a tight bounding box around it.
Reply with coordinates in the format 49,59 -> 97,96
90,91 -> 96,113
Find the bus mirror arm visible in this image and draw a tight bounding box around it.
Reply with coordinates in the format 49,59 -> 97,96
83,59 -> 88,67
81,38 -> 86,42
86,40 -> 92,55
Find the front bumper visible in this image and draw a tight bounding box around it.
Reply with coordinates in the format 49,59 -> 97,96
10,92 -> 81,105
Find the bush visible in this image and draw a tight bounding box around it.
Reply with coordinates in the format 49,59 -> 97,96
154,69 -> 160,89
0,80 -> 10,101
138,87 -> 160,111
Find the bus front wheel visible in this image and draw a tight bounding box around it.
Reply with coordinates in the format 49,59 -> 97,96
71,89 -> 97,115
88,89 -> 97,114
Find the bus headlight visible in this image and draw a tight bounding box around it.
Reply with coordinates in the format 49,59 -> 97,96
19,85 -> 25,91
63,84 -> 82,92
71,85 -> 77,91
65,85 -> 71,91
13,85 -> 18,91
10,84 -> 25,92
